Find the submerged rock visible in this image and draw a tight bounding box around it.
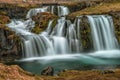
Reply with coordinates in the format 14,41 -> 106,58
101,70 -> 115,74
41,66 -> 54,76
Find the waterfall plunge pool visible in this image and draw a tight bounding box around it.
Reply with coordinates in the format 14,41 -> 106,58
8,50 -> 120,75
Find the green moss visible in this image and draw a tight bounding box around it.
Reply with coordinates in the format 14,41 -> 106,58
31,26 -> 44,34
31,12 -> 58,34
52,19 -> 57,28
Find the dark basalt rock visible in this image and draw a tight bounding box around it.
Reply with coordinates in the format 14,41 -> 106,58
0,15 -> 22,62
100,70 -> 115,74
109,11 -> 120,44
41,66 -> 54,76
79,16 -> 93,52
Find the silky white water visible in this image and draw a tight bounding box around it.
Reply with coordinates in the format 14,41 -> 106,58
7,6 -> 120,59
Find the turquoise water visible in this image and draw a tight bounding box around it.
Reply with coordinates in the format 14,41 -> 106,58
9,53 -> 120,75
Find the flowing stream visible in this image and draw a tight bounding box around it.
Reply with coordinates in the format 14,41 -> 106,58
7,5 -> 120,74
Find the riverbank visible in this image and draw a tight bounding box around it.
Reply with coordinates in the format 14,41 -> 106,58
0,63 -> 120,80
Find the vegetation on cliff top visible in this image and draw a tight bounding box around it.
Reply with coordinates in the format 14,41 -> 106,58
68,1 -> 120,18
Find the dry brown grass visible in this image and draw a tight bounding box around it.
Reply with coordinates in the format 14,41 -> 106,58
41,69 -> 120,80
68,2 -> 120,18
1,63 -> 120,80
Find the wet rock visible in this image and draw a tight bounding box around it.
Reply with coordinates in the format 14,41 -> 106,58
41,66 -> 54,76
32,12 -> 58,34
0,3 -> 40,19
79,16 -> 93,51
109,11 -> 120,44
100,70 -> 115,74
0,3 -> 31,19
0,15 -> 22,62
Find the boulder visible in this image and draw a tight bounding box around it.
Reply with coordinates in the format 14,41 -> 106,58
0,15 -> 22,62
41,66 -> 54,76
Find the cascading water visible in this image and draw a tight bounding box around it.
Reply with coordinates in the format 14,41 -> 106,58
6,5 -> 120,75
26,7 -> 49,18
26,5 -> 70,18
87,15 -> 118,50
58,6 -> 70,16
7,5 -> 119,59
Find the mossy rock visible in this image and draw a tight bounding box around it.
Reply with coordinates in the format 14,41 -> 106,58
109,11 -> 120,44
80,16 -> 93,51
0,3 -> 40,19
32,12 -> 58,34
0,15 -> 10,24
0,15 -> 22,62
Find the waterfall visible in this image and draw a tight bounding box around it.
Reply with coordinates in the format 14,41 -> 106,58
58,6 -> 70,16
7,5 -> 119,58
26,7 -> 49,18
26,6 -> 70,18
51,17 -> 66,36
87,15 -> 118,50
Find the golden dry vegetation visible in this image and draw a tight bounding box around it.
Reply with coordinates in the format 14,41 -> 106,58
1,63 -> 120,80
68,1 -> 120,18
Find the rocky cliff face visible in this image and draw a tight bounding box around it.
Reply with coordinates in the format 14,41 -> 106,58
79,16 -> 93,51
0,3 -> 39,19
0,3 -> 41,62
0,15 -> 22,62
109,11 -> 120,44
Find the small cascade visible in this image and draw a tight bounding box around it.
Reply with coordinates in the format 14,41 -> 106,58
58,6 -> 70,16
87,15 -> 118,50
26,6 -> 70,18
46,20 -> 54,33
51,6 -> 55,14
7,19 -> 35,36
52,36 -> 69,54
26,7 -> 49,18
23,35 -> 55,57
51,17 -> 66,36
67,23 -> 81,52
